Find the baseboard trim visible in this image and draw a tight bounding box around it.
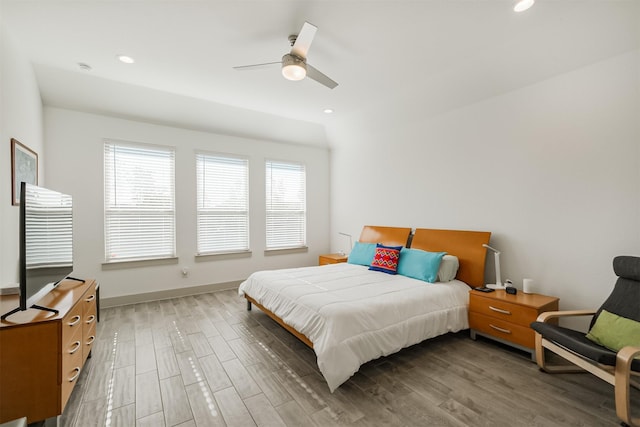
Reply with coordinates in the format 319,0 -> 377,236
100,280 -> 242,308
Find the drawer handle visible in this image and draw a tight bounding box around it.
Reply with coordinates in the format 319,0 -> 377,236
85,315 -> 96,324
68,341 -> 81,354
67,315 -> 81,326
489,306 -> 512,315
86,335 -> 95,345
85,294 -> 96,302
489,324 -> 512,334
68,367 -> 81,382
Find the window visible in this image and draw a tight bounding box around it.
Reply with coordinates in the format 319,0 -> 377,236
196,153 -> 249,254
265,160 -> 306,250
104,141 -> 176,262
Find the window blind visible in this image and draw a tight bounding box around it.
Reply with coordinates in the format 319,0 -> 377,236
265,160 -> 306,249
104,141 -> 176,262
24,188 -> 73,268
196,153 -> 249,254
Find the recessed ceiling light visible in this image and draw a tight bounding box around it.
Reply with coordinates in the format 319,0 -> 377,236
77,62 -> 92,71
117,54 -> 135,64
323,108 -> 334,114
514,0 -> 535,12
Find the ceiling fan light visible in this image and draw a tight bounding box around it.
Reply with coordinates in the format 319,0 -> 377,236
281,54 -> 307,81
514,0 -> 535,12
282,64 -> 306,81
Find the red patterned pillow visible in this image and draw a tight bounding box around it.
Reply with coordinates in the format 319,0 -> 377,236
369,244 -> 402,274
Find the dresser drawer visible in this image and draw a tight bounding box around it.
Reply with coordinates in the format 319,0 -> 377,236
61,348 -> 83,410
469,311 -> 535,349
61,326 -> 83,409
83,304 -> 97,331
61,302 -> 84,347
82,283 -> 97,317
83,322 -> 97,362
469,296 -> 539,327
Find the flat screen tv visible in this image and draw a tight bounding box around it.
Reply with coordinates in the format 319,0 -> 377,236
1,183 -> 76,320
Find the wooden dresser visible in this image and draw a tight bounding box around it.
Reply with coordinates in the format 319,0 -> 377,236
0,279 -> 97,424
469,289 -> 558,360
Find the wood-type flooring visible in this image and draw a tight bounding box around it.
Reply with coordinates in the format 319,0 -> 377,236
57,289 -> 636,426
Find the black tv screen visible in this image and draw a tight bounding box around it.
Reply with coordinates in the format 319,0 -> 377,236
20,182 -> 73,310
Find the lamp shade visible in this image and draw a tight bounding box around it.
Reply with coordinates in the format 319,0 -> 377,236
281,54 -> 307,81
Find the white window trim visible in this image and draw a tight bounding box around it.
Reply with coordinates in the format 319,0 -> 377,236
265,159 -> 307,251
104,139 -> 176,263
196,151 -> 250,256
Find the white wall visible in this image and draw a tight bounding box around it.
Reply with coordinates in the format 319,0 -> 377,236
0,25 -> 44,288
44,108 -> 330,300
327,50 -> 640,328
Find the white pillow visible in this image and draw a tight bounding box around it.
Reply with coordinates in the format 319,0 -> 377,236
437,255 -> 459,282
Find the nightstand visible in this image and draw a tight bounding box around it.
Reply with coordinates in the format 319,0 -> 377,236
469,289 -> 559,361
319,253 -> 348,266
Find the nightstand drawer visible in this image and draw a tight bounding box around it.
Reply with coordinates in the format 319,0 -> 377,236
468,289 -> 559,361
469,296 -> 539,327
469,312 -> 535,349
319,253 -> 348,265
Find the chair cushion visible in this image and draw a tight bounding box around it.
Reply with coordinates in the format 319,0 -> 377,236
590,256 -> 640,329
530,321 -> 640,372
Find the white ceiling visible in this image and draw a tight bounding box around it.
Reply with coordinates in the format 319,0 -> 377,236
1,0 -> 639,140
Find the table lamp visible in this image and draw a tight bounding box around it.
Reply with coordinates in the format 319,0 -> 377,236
483,243 -> 506,289
338,232 -> 352,256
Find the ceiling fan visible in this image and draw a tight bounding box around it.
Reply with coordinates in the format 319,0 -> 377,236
233,21 -> 338,89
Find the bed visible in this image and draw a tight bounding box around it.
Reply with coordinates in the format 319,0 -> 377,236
238,226 -> 491,391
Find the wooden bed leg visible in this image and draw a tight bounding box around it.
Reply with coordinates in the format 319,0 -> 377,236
247,300 -> 252,311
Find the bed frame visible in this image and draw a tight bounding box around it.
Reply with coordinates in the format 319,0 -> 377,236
244,226 -> 491,349
411,228 -> 491,288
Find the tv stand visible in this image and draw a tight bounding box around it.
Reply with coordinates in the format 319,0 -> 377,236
1,278 -> 87,320
0,307 -> 19,320
30,304 -> 59,315
0,303 -> 59,321
0,279 -> 98,424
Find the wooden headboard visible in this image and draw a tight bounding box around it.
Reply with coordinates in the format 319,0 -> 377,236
358,225 -> 412,247
410,228 -> 491,288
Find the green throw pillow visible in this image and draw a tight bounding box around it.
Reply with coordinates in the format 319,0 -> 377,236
586,309 -> 640,352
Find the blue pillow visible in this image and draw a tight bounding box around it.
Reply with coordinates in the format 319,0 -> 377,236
347,241 -> 377,266
397,248 -> 446,282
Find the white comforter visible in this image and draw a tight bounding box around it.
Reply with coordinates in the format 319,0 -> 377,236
238,262 -> 470,392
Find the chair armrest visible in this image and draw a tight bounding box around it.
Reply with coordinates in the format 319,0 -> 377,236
617,345 -> 640,364
536,309 -> 597,323
615,345 -> 640,425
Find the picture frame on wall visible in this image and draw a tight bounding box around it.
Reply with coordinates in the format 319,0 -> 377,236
11,138 -> 38,206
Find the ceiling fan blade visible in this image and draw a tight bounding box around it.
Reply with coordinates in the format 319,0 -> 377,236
290,21 -> 317,58
233,61 -> 281,71
306,64 -> 338,89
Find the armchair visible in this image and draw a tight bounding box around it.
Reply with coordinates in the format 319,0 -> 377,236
531,256 -> 640,427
